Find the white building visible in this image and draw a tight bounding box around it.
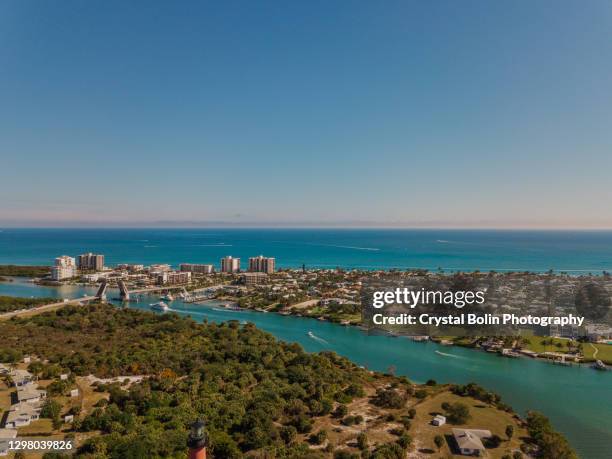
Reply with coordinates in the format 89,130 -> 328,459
220,256 -> 240,273
4,402 -> 42,428
452,428 -> 491,456
149,264 -> 171,272
157,271 -> 191,285
17,384 -> 46,404
51,255 -> 77,280
241,272 -> 268,285
179,263 -> 215,274
10,369 -> 35,387
432,415 -> 446,426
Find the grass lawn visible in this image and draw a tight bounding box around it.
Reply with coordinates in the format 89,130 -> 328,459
18,418 -> 54,435
522,336 -> 575,354
76,377 -> 108,415
411,391 -> 527,458
582,342 -> 612,364
0,379 -> 12,412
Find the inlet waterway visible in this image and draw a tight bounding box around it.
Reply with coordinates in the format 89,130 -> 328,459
1,278 -> 610,458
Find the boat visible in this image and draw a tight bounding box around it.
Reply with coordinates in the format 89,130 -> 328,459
593,360 -> 608,371
150,301 -> 169,312
307,331 -> 315,338
161,293 -> 174,301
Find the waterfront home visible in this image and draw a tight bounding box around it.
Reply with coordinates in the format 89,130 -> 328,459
4,402 -> 42,428
432,414 -> 446,426
452,428 -> 492,456
0,428 -> 17,456
9,369 -> 34,387
17,384 -> 46,404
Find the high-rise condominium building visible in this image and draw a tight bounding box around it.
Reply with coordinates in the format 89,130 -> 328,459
248,255 -> 275,274
220,256 -> 240,273
179,263 -> 215,274
77,253 -> 105,271
51,255 -> 77,280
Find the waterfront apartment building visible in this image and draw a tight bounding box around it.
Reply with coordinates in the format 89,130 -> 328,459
149,264 -> 172,274
157,271 -> 192,285
180,263 -> 215,274
51,255 -> 76,280
220,256 -> 240,273
249,255 -> 275,274
77,253 -> 105,271
241,272 -> 268,285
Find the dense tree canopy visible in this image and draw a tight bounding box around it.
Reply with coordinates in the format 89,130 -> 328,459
1,304 -> 371,458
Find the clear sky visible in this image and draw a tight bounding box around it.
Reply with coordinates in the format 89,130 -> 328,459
1,1 -> 611,228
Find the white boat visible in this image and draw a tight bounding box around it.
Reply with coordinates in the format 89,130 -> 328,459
307,331 -> 315,338
150,301 -> 169,312
161,293 -> 174,301
593,360 -> 607,371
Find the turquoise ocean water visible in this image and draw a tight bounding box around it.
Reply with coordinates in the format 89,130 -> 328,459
1,228 -> 612,272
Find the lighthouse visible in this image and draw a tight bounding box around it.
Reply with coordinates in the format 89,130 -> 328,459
188,419 -> 207,459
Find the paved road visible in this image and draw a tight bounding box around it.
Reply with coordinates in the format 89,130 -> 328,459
0,296 -> 97,320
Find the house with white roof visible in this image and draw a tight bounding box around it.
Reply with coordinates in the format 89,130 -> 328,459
17,384 -> 46,404
452,428 -> 492,456
4,402 -> 42,428
9,369 -> 35,387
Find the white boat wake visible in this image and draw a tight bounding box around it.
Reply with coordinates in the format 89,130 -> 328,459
307,331 -> 329,344
434,350 -> 466,359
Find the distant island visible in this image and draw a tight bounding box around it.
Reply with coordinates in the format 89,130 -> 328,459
0,264 -> 51,277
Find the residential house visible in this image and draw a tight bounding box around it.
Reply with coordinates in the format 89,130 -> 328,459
4,402 -> 42,428
17,384 -> 46,404
10,369 -> 35,387
452,428 -> 492,456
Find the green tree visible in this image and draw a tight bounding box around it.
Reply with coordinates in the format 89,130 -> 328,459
41,399 -> 62,420
445,402 -> 471,424
434,435 -> 444,451
357,433 -> 368,450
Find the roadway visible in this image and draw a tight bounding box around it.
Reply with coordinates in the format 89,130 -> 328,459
0,296 -> 97,321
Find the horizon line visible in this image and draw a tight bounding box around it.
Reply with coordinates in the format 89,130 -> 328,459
2,225 -> 612,231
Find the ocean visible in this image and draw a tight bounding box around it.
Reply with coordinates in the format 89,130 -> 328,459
1,228 -> 612,273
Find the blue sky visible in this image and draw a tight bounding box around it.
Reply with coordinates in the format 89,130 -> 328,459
1,0 -> 611,228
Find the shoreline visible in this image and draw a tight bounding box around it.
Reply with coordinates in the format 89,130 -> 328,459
3,269 -> 612,368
